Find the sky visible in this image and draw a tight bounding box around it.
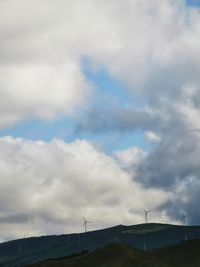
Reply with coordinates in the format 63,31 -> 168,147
0,0 -> 200,241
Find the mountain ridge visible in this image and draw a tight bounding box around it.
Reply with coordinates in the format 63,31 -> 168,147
0,223 -> 200,267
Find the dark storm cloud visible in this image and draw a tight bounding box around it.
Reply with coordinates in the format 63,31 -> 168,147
136,129 -> 200,187
157,176 -> 200,225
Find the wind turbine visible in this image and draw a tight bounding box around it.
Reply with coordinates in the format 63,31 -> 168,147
180,211 -> 188,241
142,209 -> 151,223
83,217 -> 91,233
181,211 -> 187,226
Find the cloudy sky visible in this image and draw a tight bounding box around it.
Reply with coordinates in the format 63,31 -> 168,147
0,0 -> 200,241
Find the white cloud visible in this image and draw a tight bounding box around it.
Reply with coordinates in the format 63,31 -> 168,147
0,136 -> 170,241
1,0 -> 200,236
96,0 -> 200,100
145,131 -> 161,143
0,62 -> 91,126
114,147 -> 147,169
1,0 -> 200,128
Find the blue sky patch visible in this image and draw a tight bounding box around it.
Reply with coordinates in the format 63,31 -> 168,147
187,0 -> 200,7
0,63 -> 148,154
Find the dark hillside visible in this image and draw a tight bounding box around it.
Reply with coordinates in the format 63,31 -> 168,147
152,239 -> 200,267
26,243 -> 170,267
0,223 -> 200,267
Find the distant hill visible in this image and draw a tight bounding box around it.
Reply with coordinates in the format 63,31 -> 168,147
25,239 -> 200,267
26,243 -> 170,267
0,223 -> 200,266
151,239 -> 200,267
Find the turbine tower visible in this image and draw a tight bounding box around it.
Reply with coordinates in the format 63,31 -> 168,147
142,209 -> 151,223
83,217 -> 91,233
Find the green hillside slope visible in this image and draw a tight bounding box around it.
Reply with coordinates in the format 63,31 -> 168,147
152,239 -> 200,267
27,244 -> 170,267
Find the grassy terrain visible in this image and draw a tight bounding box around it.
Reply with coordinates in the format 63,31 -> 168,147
151,239 -> 200,267
26,244 -> 170,267
25,239 -> 200,267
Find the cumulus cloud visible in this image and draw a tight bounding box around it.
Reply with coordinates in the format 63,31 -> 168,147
136,129 -> 200,187
114,147 -> 147,171
1,0 -> 199,127
0,136 -> 170,241
71,0 -> 200,224
1,0 -> 200,238
0,0 -> 116,127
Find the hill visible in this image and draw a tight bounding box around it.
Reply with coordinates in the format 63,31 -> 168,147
151,239 -> 200,267
26,243 -> 170,267
25,239 -> 200,267
0,223 -> 200,266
